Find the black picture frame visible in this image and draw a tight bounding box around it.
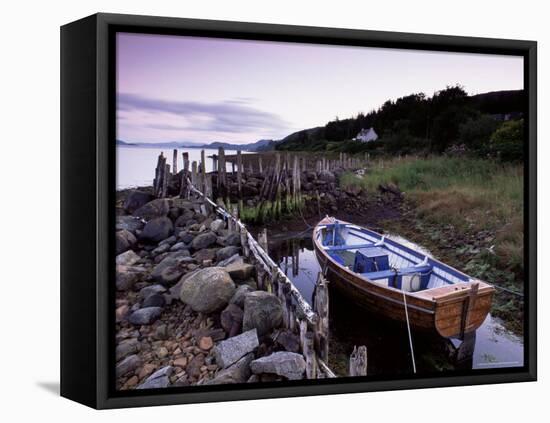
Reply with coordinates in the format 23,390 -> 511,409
61,12 -> 537,409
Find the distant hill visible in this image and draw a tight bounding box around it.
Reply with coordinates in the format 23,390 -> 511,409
116,138 -> 274,152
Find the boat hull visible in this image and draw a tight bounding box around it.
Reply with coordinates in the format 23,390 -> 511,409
313,222 -> 494,338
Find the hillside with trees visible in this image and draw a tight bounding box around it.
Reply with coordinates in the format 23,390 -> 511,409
275,86 -> 524,162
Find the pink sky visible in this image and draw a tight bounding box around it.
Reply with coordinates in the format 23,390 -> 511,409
116,32 -> 523,144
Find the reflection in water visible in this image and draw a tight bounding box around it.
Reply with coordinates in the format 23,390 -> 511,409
270,235 -> 524,376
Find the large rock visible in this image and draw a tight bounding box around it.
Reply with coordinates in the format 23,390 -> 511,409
116,250 -> 141,266
116,216 -> 145,233
139,217 -> 174,243
133,198 -> 171,220
213,328 -> 259,368
216,246 -> 241,262
210,219 -> 225,233
150,255 -> 186,286
174,209 -> 196,227
137,366 -> 173,389
243,291 -> 283,336
124,190 -> 154,214
221,233 -> 241,247
116,354 -> 141,377
230,285 -> 253,308
221,303 -> 244,337
179,267 -> 236,313
225,261 -> 255,281
116,264 -> 147,291
191,231 -> 217,250
276,330 -> 301,353
204,353 -> 253,385
116,338 -> 140,361
116,229 -> 137,255
250,351 -> 306,380
128,307 -> 163,325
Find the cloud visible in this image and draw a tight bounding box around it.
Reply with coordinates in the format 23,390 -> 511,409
118,93 -> 289,135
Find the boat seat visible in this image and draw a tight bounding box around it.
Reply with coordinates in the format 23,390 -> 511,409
362,265 -> 432,290
324,243 -> 373,251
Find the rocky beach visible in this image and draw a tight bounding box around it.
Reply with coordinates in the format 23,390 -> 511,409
115,192 -> 310,390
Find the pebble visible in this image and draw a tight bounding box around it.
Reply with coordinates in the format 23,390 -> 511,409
199,336 -> 213,350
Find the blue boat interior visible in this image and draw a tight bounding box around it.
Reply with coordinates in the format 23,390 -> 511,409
319,220 -> 470,292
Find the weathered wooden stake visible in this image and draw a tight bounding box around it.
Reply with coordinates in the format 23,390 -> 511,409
304,332 -> 318,379
201,149 -> 207,194
258,229 -> 268,253
172,149 -> 178,174
237,150 -> 243,199
313,273 -> 330,362
349,345 -> 368,376
258,155 -> 263,174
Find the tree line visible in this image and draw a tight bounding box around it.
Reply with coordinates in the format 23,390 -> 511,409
275,86 -> 524,162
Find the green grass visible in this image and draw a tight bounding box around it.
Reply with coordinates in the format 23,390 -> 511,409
343,155 -> 525,334
341,156 -> 524,273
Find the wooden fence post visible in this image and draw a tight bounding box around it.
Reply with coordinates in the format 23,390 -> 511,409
258,229 -> 268,252
349,345 -> 367,376
313,273 -> 330,362
258,155 -> 263,174
304,332 -> 317,379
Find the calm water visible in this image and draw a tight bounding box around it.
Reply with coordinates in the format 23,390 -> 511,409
270,234 -> 524,376
117,146 -> 249,190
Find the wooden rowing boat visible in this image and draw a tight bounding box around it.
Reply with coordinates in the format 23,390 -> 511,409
313,217 -> 495,338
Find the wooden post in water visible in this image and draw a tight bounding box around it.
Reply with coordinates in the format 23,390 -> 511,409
313,273 -> 330,362
180,152 -> 190,198
236,150 -> 243,200
212,154 -> 218,173
201,149 -> 207,194
153,152 -> 163,197
258,155 -> 263,174
349,345 -> 367,376
172,149 -> 178,174
191,161 -> 198,189
217,147 -> 226,198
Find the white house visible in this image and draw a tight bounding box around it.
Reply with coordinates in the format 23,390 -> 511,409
354,127 -> 378,142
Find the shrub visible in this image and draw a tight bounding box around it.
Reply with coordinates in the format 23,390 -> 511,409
489,119 -> 524,162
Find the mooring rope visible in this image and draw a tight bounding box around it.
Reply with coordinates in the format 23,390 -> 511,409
402,290 -> 417,374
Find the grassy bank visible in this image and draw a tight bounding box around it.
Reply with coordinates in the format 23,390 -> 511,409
340,156 -> 524,333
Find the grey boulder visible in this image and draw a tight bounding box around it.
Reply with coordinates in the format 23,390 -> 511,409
216,246 -> 241,262
250,351 -> 306,380
243,291 -> 283,336
205,353 -> 254,385
133,198 -> 171,221
116,215 -> 144,233
139,217 -> 174,243
128,307 -> 163,325
116,250 -> 141,266
116,354 -> 142,378
137,366 -> 173,389
179,267 -> 235,313
191,231 -> 217,250
116,229 -> 137,255
124,190 -> 154,214
213,328 -> 259,368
